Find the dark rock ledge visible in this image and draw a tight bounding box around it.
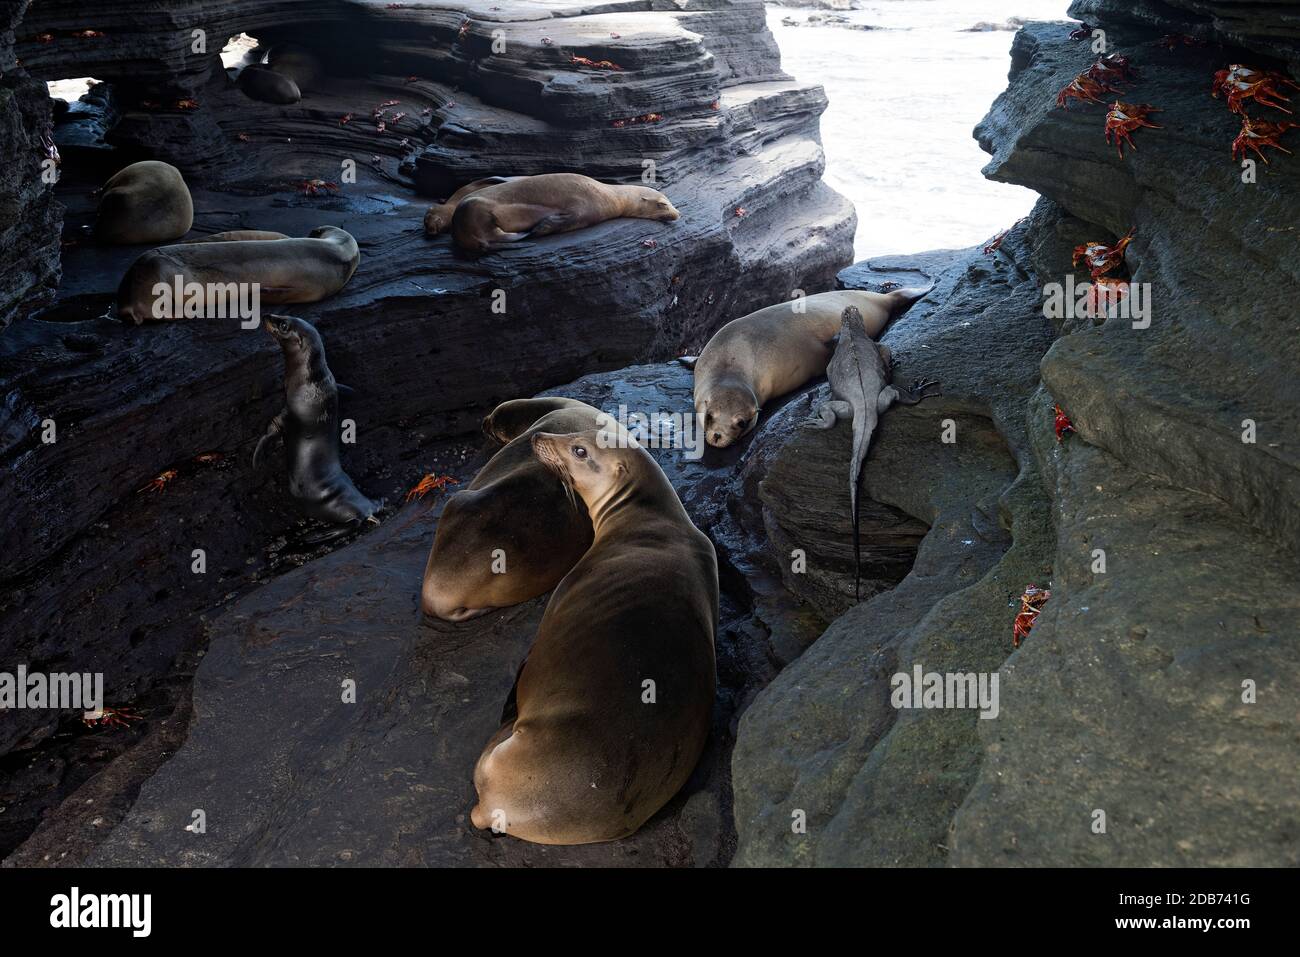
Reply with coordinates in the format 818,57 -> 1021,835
5,0 -> 1299,868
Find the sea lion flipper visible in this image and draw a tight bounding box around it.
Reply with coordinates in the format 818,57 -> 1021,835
676,355 -> 698,370
529,210 -> 576,236
253,407 -> 288,468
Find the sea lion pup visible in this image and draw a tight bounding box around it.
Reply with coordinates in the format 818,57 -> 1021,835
470,428 -> 718,844
480,395 -> 597,444
94,161 -> 193,245
255,314 -> 379,530
450,173 -> 680,253
684,287 -> 929,448
423,177 -> 512,236
115,225 -> 359,323
237,64 -> 301,104
421,398 -> 606,622
810,306 -> 940,599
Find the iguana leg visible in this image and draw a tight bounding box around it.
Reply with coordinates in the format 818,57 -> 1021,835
253,407 -> 288,468
810,399 -> 854,428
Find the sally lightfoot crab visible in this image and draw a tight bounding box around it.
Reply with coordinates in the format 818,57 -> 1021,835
1212,64 -> 1300,115
298,179 -> 340,197
1231,116 -> 1299,163
1105,102 -> 1162,158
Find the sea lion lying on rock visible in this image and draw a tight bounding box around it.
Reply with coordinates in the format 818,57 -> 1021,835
682,288 -> 929,448
422,397 -> 606,622
237,64 -> 301,104
256,314 -> 379,533
115,226 -> 359,323
94,161 -> 193,245
423,177 -> 512,236
470,426 -> 717,844
809,306 -> 940,598
450,173 -> 680,252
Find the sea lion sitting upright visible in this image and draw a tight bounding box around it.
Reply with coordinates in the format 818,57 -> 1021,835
684,287 -> 929,448
470,427 -> 718,845
94,161 -> 193,245
421,397 -> 606,622
255,314 -> 379,530
810,306 -> 940,599
115,226 -> 359,323
237,64 -> 301,104
423,177 -> 512,236
450,173 -> 680,253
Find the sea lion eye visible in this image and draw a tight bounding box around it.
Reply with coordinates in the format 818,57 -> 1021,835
735,418 -> 749,431
572,445 -> 588,459
704,412 -> 714,425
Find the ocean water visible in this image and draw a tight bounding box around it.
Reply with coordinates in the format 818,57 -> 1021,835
768,0 -> 1071,259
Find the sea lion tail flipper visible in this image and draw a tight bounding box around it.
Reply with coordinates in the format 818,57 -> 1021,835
887,285 -> 934,315
253,407 -> 288,468
676,355 -> 698,370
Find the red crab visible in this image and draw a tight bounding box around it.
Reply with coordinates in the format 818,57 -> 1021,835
984,229 -> 1009,255
1053,405 -> 1075,441
641,239 -> 658,248
1085,277 -> 1129,316
571,54 -> 623,71
299,179 -> 339,196
1231,115 -> 1299,163
83,706 -> 143,729
1056,73 -> 1119,109
1086,53 -> 1139,86
1068,23 -> 1094,41
734,206 -> 747,218
138,469 -> 177,493
405,474 -> 458,502
458,19 -> 471,40
1012,585 -> 1050,647
71,29 -> 105,38
35,32 -> 54,44
193,451 -> 223,465
1072,227 -> 1135,278
175,98 -> 199,111
1105,101 -> 1162,158
1212,64 -> 1300,115
1158,33 -> 1205,50
339,112 -> 353,125
236,132 -> 251,142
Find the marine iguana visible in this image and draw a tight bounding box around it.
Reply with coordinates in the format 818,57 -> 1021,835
809,306 -> 941,599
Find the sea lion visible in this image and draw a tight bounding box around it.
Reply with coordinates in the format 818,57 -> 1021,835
237,64 -> 301,104
94,161 -> 193,245
470,427 -> 717,844
115,225 -> 359,323
809,306 -> 940,598
185,230 -> 290,243
450,173 -> 680,253
480,395 -> 597,444
423,177 -> 512,236
683,287 -> 929,448
422,398 -> 607,622
266,44 -> 323,91
255,314 -> 379,530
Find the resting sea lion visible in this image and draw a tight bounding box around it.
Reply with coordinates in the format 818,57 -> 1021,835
422,398 -> 606,622
683,287 -> 929,448
450,173 -> 679,252
423,177 -> 512,236
94,161 -> 193,245
266,45 -> 323,91
115,226 -> 359,323
470,427 -> 717,844
255,314 -> 379,530
237,64 -> 301,104
809,306 -> 940,598
185,230 -> 290,243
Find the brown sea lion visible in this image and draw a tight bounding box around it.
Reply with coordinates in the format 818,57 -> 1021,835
256,314 -> 379,532
421,398 -> 607,622
266,44 -> 323,91
237,64 -> 301,104
184,230 -> 290,243
684,288 -> 929,448
115,226 -> 359,324
423,177 -> 512,236
94,161 -> 193,245
450,173 -> 679,252
470,426 -> 717,845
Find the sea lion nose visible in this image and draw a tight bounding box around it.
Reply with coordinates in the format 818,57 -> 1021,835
711,432 -> 722,443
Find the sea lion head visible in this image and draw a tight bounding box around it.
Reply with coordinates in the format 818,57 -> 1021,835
264,313 -> 323,357
531,427 -> 642,513
626,186 -> 681,223
697,385 -> 759,448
